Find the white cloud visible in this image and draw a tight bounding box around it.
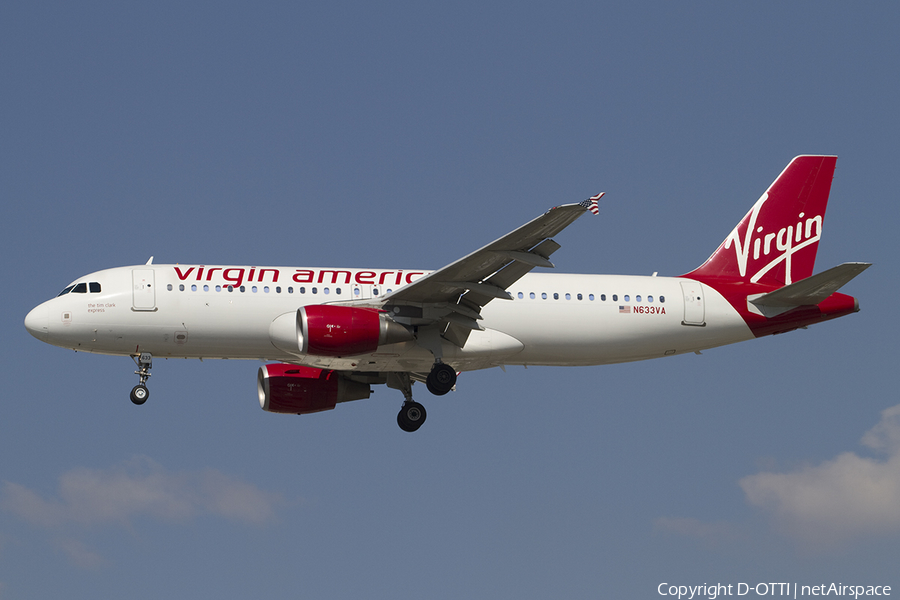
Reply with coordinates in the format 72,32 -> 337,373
1,456 -> 284,528
55,538 -> 105,570
861,404 -> 900,453
740,404 -> 900,543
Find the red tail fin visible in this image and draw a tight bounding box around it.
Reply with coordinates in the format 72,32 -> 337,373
685,155 -> 837,286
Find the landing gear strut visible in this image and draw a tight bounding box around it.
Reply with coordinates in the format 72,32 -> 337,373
130,352 -> 152,405
388,372 -> 427,432
426,361 -> 456,396
416,325 -> 457,397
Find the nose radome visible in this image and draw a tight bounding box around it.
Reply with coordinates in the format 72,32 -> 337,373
24,303 -> 49,341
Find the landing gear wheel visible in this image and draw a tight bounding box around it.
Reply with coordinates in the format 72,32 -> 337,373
397,401 -> 427,432
130,353 -> 153,405
130,384 -> 149,405
426,363 -> 456,396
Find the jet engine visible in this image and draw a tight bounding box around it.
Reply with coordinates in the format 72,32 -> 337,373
269,305 -> 413,357
257,363 -> 371,414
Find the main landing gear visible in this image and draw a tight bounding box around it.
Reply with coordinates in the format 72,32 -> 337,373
397,400 -> 427,433
388,371 -> 428,433
130,352 -> 152,405
426,361 -> 456,396
389,362 -> 458,432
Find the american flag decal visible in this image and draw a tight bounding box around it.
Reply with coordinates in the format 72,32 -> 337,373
619,305 -> 630,314
579,192 -> 604,215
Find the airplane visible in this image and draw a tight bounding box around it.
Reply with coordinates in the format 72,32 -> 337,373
24,155 -> 870,432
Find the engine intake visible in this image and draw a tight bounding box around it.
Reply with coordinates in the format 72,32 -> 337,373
258,363 -> 371,414
269,305 -> 413,357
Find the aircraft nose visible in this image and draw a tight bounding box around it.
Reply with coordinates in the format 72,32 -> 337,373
24,303 -> 49,341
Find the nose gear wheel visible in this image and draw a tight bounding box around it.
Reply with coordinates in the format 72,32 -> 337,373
130,353 -> 152,405
130,384 -> 149,405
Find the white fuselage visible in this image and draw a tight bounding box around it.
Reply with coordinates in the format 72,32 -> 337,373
26,265 -> 754,373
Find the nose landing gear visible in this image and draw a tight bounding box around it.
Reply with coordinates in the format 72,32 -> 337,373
130,352 -> 152,405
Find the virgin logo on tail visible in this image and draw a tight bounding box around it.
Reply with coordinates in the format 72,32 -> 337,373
723,192 -> 823,285
685,155 -> 836,288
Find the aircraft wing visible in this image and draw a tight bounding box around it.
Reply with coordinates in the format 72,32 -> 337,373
375,194 -> 603,346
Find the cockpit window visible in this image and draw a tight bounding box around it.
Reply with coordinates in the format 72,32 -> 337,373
57,282 -> 99,296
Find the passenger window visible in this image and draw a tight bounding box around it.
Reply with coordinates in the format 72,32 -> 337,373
336,288 -> 342,295
276,286 -> 281,293
373,289 -> 379,295
288,287 -> 294,294
192,284 -> 198,292
565,293 -> 571,300
203,284 -> 209,292
179,284 -> 185,291
252,286 -> 258,293
167,284 -> 173,291
264,286 -> 269,293
553,293 -> 559,300
215,285 -> 222,292
239,286 -> 245,292
227,286 -> 234,292
624,295 -> 630,302
577,293 -> 583,300
600,294 -> 606,301
354,288 -> 360,296
648,295 -> 653,302
636,295 -> 641,302
299,287 -> 306,294
529,292 -> 535,299
612,294 -> 618,301
660,295 -> 665,303
517,292 -> 523,299
89,282 -> 101,293
541,292 -> 547,299
589,294 -> 595,301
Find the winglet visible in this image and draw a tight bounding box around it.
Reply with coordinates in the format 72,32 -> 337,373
579,192 -> 604,215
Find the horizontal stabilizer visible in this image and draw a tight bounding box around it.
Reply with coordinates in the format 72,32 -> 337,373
748,262 -> 871,317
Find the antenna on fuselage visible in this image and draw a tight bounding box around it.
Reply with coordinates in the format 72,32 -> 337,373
146,256 -> 154,265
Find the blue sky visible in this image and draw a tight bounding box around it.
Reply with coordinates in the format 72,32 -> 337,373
2,2 -> 898,598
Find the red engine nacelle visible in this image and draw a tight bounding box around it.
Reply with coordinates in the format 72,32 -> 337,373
303,305 -> 382,356
257,363 -> 371,415
268,305 -> 413,357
